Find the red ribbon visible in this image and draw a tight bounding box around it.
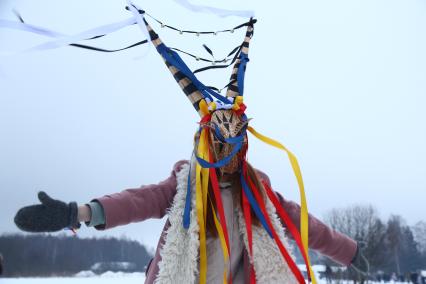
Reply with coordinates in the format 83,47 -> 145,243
207,131 -> 232,284
262,180 -> 312,283
242,187 -> 256,284
242,162 -> 306,284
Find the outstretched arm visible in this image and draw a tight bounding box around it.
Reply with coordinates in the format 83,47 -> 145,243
14,160 -> 188,233
275,192 -> 358,266
86,160 -> 188,230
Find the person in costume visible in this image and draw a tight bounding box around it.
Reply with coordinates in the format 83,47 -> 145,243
13,7 -> 367,284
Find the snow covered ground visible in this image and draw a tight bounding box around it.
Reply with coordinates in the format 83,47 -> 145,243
0,272 -> 411,284
2,272 -> 146,283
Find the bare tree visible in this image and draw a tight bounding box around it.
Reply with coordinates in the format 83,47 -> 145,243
413,221 -> 426,254
386,215 -> 403,275
386,215 -> 424,277
324,204 -> 380,239
324,204 -> 387,283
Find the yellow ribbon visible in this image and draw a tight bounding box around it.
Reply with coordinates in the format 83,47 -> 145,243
200,129 -> 210,224
197,128 -> 230,284
247,126 -> 318,284
196,128 -> 208,283
209,196 -> 230,284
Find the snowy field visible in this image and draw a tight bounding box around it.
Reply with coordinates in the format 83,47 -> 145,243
0,279 -> 410,284
1,271 -> 147,283
0,272 -> 411,284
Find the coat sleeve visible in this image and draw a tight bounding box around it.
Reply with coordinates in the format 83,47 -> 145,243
275,192 -> 357,266
255,169 -> 357,266
91,160 -> 189,230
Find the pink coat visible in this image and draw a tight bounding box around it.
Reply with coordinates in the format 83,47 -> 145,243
92,160 -> 357,283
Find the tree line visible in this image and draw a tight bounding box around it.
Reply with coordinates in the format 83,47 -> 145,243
1,205 -> 425,280
0,233 -> 152,277
321,204 -> 426,282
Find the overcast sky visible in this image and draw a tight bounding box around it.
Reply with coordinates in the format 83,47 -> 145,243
1,0 -> 425,251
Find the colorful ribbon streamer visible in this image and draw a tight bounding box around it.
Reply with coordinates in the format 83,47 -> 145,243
247,126 -> 317,284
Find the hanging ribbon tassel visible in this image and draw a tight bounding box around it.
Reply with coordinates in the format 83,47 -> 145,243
242,188 -> 256,284
185,125 -> 232,283
196,128 -> 208,284
207,141 -> 233,284
242,163 -> 306,284
246,126 -> 317,284
209,195 -> 230,284
240,171 -> 273,237
262,180 -> 313,284
183,160 -> 193,229
201,129 -> 209,223
197,126 -> 233,284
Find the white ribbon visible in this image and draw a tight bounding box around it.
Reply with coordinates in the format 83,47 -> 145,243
0,1 -> 253,56
126,0 -> 152,55
24,17 -> 136,52
0,3 -> 152,59
126,1 -> 149,38
0,17 -> 140,53
0,20 -> 64,37
172,0 -> 254,18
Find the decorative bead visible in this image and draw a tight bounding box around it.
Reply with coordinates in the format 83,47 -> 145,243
230,29 -> 235,33
208,102 -> 217,111
235,96 -> 244,105
196,32 -> 200,36
179,30 -> 183,35
214,31 -> 218,36
195,56 -> 200,61
161,23 -> 165,28
212,61 -> 216,65
199,99 -> 210,115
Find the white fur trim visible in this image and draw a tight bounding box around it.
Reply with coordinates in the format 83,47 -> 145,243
154,163 -> 200,284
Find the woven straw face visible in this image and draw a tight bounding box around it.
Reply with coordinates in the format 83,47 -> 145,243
209,110 -> 248,174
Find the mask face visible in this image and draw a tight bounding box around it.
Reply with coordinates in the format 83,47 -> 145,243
209,109 -> 248,175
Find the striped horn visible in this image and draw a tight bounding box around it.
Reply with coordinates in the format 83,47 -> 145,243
143,17 -> 207,117
225,19 -> 254,99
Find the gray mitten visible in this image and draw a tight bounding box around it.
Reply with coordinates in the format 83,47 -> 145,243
14,191 -> 80,232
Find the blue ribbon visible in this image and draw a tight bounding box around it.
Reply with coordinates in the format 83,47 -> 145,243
183,160 -> 193,229
157,43 -> 233,105
240,172 -> 273,238
203,86 -> 233,105
194,139 -> 243,168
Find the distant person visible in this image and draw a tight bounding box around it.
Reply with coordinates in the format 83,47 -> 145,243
325,265 -> 332,284
0,253 -> 4,276
411,271 -> 419,284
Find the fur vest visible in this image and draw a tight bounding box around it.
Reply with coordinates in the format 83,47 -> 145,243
153,163 -> 298,284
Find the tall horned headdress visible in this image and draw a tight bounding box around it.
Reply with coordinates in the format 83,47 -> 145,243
139,9 -> 318,284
